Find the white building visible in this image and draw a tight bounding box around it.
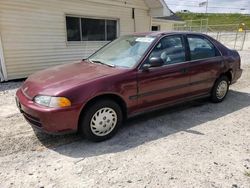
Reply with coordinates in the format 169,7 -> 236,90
0,0 -> 172,81
152,10 -> 185,31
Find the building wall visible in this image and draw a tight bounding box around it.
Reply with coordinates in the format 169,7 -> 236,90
0,0 -> 151,80
152,20 -> 174,31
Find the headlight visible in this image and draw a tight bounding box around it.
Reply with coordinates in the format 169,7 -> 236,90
34,96 -> 71,108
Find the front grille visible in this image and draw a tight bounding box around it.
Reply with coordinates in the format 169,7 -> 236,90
23,112 -> 42,127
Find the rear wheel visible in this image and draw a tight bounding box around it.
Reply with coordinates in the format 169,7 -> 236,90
79,99 -> 123,142
211,75 -> 229,103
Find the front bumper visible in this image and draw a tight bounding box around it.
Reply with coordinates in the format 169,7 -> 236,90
16,89 -> 82,134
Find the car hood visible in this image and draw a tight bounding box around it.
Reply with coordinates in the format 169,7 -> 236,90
21,61 -> 125,99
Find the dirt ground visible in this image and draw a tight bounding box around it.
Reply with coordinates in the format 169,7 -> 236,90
0,52 -> 250,188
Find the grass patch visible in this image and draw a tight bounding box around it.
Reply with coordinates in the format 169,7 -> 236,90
176,13 -> 250,31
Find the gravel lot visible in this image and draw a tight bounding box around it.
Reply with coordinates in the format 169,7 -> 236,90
0,52 -> 250,188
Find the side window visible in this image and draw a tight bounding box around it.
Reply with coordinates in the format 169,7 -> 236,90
187,36 -> 219,61
149,36 -> 186,65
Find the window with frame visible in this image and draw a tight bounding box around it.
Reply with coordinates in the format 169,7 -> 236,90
148,35 -> 186,65
66,16 -> 117,42
187,36 -> 219,61
152,25 -> 160,31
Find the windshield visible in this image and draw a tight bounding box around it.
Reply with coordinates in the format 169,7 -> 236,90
88,35 -> 156,68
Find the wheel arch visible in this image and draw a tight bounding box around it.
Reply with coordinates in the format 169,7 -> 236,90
77,93 -> 127,130
221,69 -> 233,84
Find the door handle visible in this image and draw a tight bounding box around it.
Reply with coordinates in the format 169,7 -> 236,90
180,68 -> 189,74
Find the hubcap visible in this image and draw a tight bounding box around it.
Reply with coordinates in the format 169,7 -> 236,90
90,107 -> 117,136
216,80 -> 228,99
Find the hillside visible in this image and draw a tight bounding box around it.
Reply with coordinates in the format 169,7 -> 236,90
176,13 -> 250,30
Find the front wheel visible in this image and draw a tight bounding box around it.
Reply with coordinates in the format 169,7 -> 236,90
211,75 -> 229,103
79,99 -> 123,142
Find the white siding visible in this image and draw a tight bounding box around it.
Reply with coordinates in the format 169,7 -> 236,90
135,9 -> 151,32
0,0 -> 151,80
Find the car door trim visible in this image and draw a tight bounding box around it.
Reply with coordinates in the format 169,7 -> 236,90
128,93 -> 211,118
129,82 -> 190,100
129,78 -> 213,100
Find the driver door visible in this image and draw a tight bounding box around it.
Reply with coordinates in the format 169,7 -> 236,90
137,35 -> 191,111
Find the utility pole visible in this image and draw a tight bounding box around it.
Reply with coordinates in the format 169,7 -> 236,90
205,0 -> 209,15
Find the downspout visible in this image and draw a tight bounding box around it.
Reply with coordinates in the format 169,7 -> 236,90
0,32 -> 8,81
132,8 -> 136,32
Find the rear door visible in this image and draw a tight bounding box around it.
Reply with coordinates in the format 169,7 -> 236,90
136,34 -> 191,111
186,34 -> 223,96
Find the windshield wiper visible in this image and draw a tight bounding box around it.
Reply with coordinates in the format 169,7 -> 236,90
88,59 -> 115,68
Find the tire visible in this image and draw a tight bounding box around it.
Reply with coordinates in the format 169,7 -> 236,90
79,99 -> 123,142
211,75 -> 229,103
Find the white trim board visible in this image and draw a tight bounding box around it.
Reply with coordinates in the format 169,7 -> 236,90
0,33 -> 8,81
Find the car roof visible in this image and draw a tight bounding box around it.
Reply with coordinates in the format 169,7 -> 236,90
131,31 -> 208,38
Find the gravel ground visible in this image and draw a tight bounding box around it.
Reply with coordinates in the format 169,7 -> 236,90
0,52 -> 250,188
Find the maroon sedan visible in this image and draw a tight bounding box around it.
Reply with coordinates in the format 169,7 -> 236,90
16,32 -> 242,141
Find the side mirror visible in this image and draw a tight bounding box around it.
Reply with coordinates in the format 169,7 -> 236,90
142,57 -> 164,71
149,57 -> 164,68
142,64 -> 151,71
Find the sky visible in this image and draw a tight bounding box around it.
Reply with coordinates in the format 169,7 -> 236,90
165,0 -> 250,14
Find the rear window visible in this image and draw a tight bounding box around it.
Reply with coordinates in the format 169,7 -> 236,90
187,36 -> 220,61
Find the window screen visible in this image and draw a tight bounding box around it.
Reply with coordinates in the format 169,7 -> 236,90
66,17 -> 80,41
107,20 -> 117,41
82,18 -> 105,41
66,16 -> 117,41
